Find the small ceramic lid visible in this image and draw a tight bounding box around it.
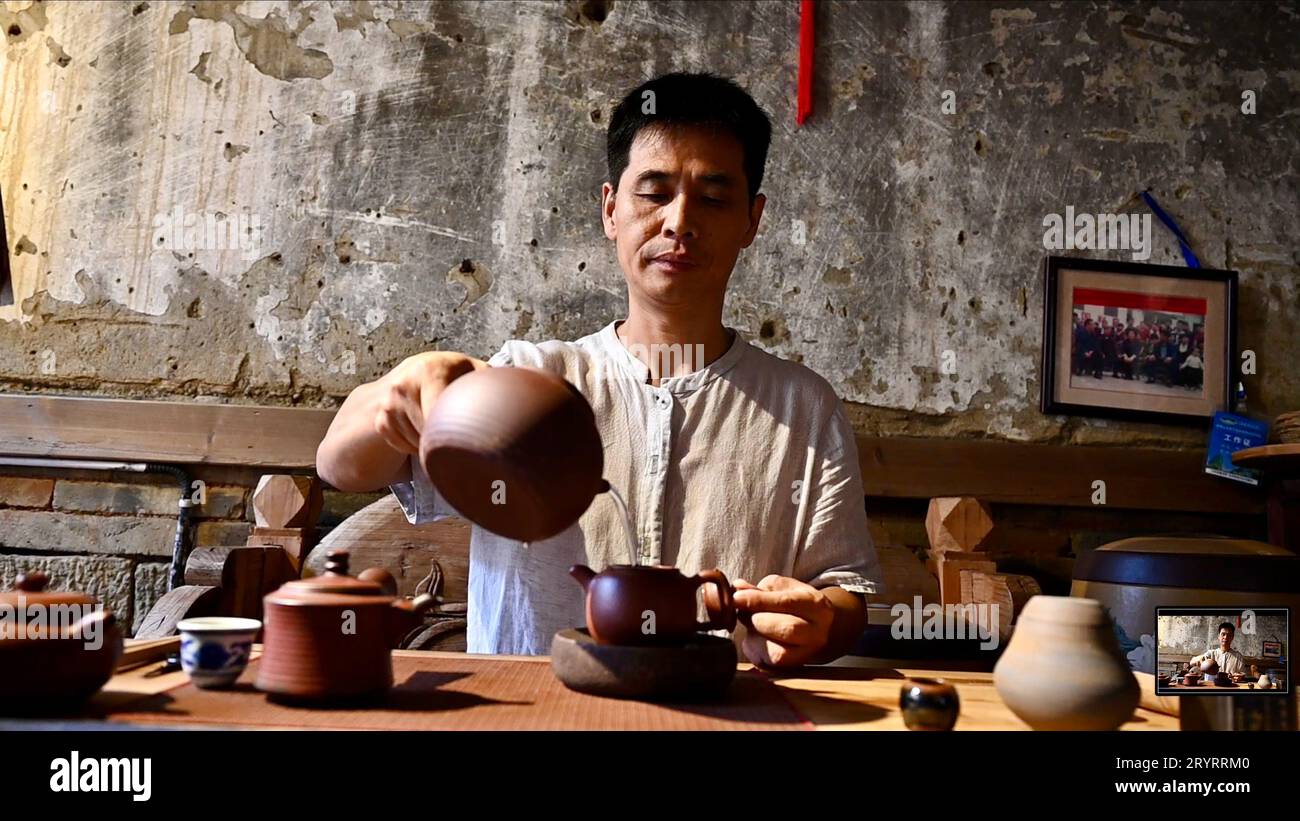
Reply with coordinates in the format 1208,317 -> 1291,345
265,550 -> 391,606
0,571 -> 99,609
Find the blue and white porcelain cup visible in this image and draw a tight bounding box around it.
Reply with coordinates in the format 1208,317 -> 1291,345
177,617 -> 261,689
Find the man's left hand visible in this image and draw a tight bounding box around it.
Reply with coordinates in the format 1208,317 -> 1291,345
732,575 -> 834,668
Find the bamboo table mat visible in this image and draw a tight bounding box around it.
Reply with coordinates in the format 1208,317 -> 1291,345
91,655 -> 812,731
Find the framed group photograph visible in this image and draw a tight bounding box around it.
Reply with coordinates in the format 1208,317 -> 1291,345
1040,255 -> 1238,424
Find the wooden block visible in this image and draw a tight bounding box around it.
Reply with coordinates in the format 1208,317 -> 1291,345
964,570 -> 1041,639
925,496 -> 994,553
184,545 -> 296,619
247,527 -> 308,573
253,474 -> 322,529
133,585 -> 220,639
936,551 -> 995,607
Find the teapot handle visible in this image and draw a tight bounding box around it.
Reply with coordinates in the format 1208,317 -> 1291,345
694,569 -> 736,632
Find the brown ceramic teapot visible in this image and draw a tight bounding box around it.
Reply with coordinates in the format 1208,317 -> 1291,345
419,366 -> 608,543
570,564 -> 736,646
0,571 -> 124,712
1200,657 -> 1219,675
256,550 -> 434,701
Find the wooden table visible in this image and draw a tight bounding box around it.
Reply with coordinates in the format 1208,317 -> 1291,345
39,648 -> 1178,731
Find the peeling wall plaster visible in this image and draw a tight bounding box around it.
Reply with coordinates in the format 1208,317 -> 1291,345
1,0 -> 1297,444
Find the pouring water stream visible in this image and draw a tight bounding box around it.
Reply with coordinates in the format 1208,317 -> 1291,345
604,484 -> 640,567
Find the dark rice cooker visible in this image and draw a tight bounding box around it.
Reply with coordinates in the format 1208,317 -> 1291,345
1071,536 -> 1300,674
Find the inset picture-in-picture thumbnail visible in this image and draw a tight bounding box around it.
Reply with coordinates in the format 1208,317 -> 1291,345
1155,607 -> 1289,695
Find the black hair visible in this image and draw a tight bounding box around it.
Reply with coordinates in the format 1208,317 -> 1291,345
1218,622 -> 1235,635
606,72 -> 772,201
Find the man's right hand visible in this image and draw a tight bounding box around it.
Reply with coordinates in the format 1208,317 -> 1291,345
371,352 -> 487,455
316,351 -> 487,491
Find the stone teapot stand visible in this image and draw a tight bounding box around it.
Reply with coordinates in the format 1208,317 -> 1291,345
550,628 -> 737,701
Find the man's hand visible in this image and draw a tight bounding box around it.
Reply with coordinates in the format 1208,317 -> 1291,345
732,575 -> 836,668
316,351 -> 486,491
371,352 -> 486,455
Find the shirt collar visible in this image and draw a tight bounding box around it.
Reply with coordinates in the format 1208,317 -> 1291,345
598,320 -> 748,395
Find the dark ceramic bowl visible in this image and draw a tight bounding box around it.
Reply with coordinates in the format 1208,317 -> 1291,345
900,678 -> 960,731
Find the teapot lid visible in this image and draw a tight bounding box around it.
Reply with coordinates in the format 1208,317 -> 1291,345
268,550 -> 389,603
0,571 -> 99,609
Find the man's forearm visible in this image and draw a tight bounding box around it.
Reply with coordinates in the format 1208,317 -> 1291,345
812,586 -> 868,664
316,379 -> 408,492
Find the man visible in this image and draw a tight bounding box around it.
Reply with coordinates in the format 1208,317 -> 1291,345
316,72 -> 881,668
1116,328 -> 1140,379
1145,329 -> 1176,385
1073,317 -> 1101,377
1190,622 -> 1246,675
1088,321 -> 1106,377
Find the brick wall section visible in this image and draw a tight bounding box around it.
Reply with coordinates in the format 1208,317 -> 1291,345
0,470 -> 252,636
0,471 -> 389,635
0,477 -> 54,508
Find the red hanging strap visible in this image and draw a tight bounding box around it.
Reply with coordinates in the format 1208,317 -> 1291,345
797,0 -> 814,125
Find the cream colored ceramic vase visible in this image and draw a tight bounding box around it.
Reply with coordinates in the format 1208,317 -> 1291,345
994,596 -> 1140,730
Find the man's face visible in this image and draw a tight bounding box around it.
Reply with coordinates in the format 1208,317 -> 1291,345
1219,628 -> 1233,649
602,125 -> 765,310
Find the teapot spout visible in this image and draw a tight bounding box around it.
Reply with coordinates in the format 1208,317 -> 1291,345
387,593 -> 436,648
569,564 -> 596,592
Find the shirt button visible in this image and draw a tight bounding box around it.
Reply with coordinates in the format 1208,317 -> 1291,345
656,394 -> 671,410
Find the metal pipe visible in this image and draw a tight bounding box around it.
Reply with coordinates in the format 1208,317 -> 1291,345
0,456 -> 149,471
0,455 -> 193,592
144,463 -> 194,592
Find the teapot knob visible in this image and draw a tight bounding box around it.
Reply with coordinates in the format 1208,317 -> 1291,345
324,549 -> 350,576
15,571 -> 49,592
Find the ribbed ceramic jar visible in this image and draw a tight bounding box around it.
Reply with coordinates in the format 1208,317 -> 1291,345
994,596 -> 1139,730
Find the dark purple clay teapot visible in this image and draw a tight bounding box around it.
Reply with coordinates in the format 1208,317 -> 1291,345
419,367 -> 608,542
570,564 -> 736,646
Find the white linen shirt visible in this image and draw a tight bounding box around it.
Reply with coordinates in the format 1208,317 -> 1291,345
391,320 -> 881,655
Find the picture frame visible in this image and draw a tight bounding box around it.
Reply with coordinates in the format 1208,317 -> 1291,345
1263,640 -> 1282,659
1040,255 -> 1237,424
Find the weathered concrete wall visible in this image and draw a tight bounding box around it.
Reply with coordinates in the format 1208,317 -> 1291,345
2,0 -> 1298,447
1158,612 -> 1288,660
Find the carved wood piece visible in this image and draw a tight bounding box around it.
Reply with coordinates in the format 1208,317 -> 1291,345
253,474 -> 323,529
247,527 -> 308,574
183,545 -> 296,619
133,585 -> 220,640
303,495 -> 471,603
926,496 -> 994,554
962,570 -> 1042,639
935,551 -> 996,607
